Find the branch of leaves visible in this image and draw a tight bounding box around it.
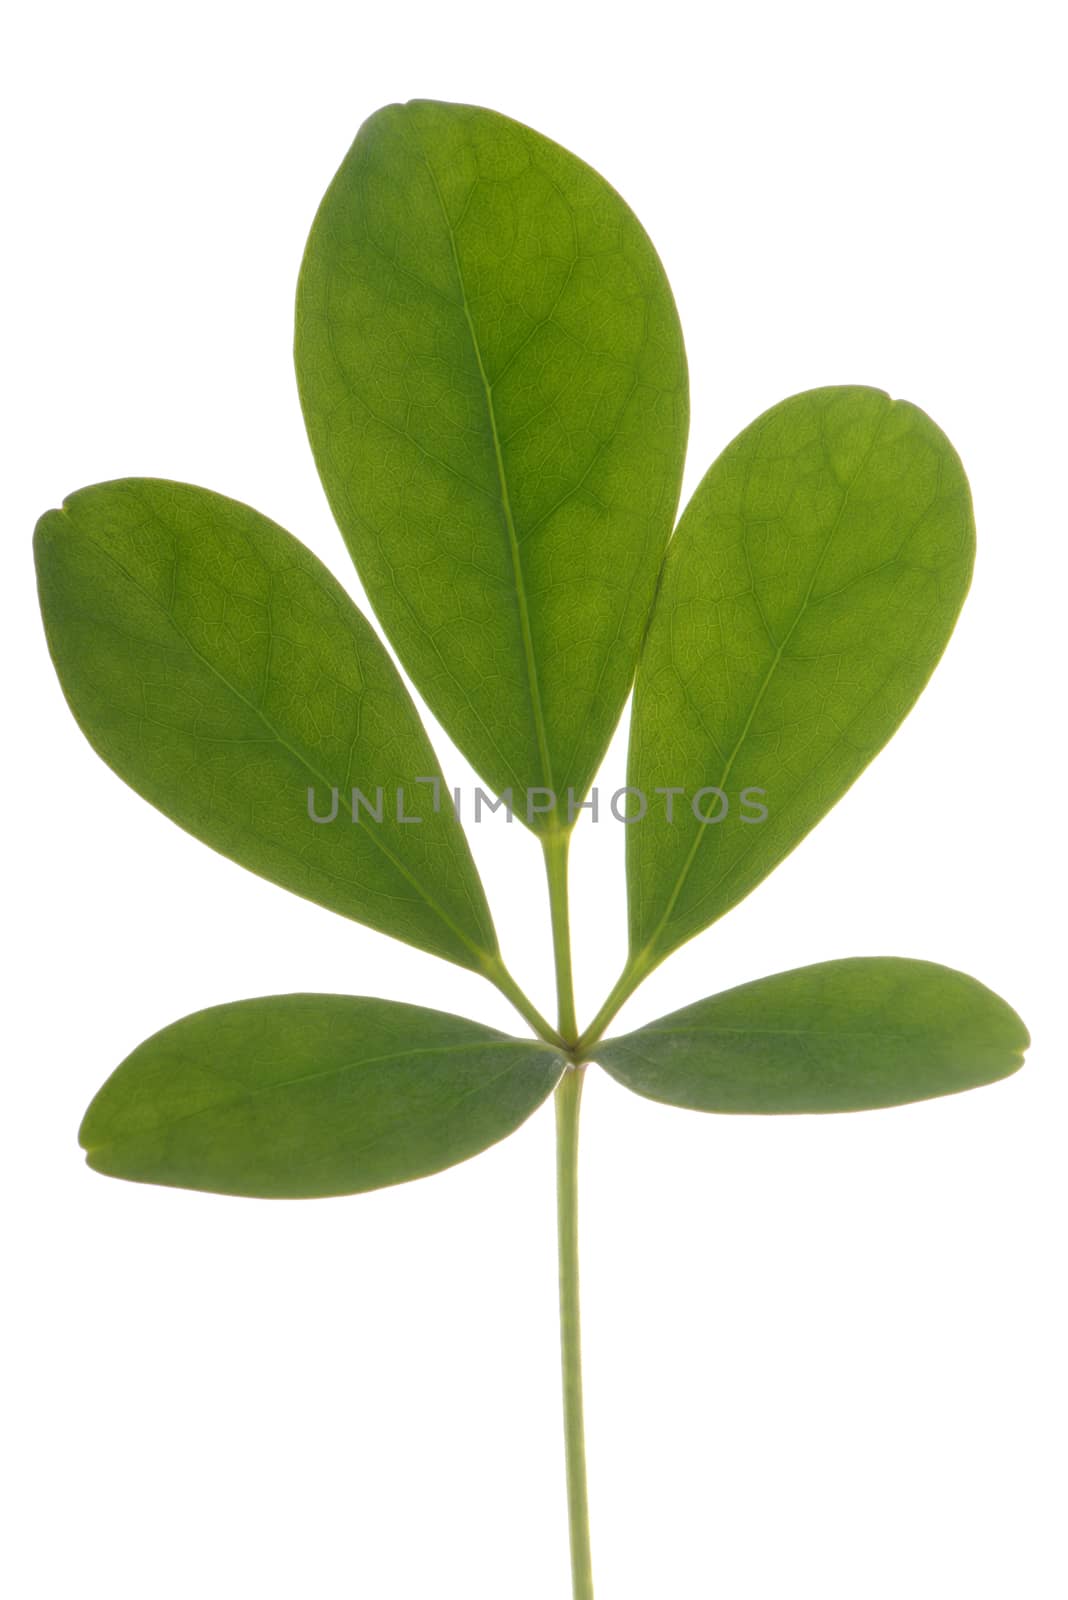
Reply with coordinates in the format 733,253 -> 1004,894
35,101 -> 1028,1200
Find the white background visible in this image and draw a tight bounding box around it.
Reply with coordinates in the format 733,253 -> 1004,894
4,2 -> 1065,1596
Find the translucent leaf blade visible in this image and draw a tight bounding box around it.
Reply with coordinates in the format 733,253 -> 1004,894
35,479 -> 497,970
627,387 -> 974,964
296,99 -> 689,829
596,958 -> 1028,1113
80,995 -> 565,1197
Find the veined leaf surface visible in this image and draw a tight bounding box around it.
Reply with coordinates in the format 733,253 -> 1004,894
296,99 -> 689,829
627,387 -> 974,965
80,995 -> 565,1197
35,479 -> 496,969
596,959 -> 1029,1113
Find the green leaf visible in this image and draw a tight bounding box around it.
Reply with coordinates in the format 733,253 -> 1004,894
80,995 -> 565,1197
595,958 -> 1029,1113
295,99 -> 689,831
627,387 -> 974,966
35,479 -> 497,971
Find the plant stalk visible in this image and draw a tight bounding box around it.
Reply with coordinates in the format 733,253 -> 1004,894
573,955 -> 650,1059
555,1065 -> 594,1599
543,828 -> 579,1046
484,955 -> 566,1049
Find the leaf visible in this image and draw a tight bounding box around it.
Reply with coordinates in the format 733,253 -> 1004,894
595,958 -> 1029,1113
295,99 -> 689,830
35,479 -> 497,971
80,995 -> 565,1197
627,387 -> 974,966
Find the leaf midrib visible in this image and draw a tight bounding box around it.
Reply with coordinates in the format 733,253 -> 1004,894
610,1023 -> 974,1046
636,401 -> 893,960
57,504 -> 494,966
84,1037 -> 557,1159
422,154 -> 556,804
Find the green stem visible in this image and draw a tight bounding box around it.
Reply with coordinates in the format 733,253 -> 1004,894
555,1065 -> 594,1599
484,955 -> 566,1050
573,953 -> 652,1059
543,829 -> 579,1046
